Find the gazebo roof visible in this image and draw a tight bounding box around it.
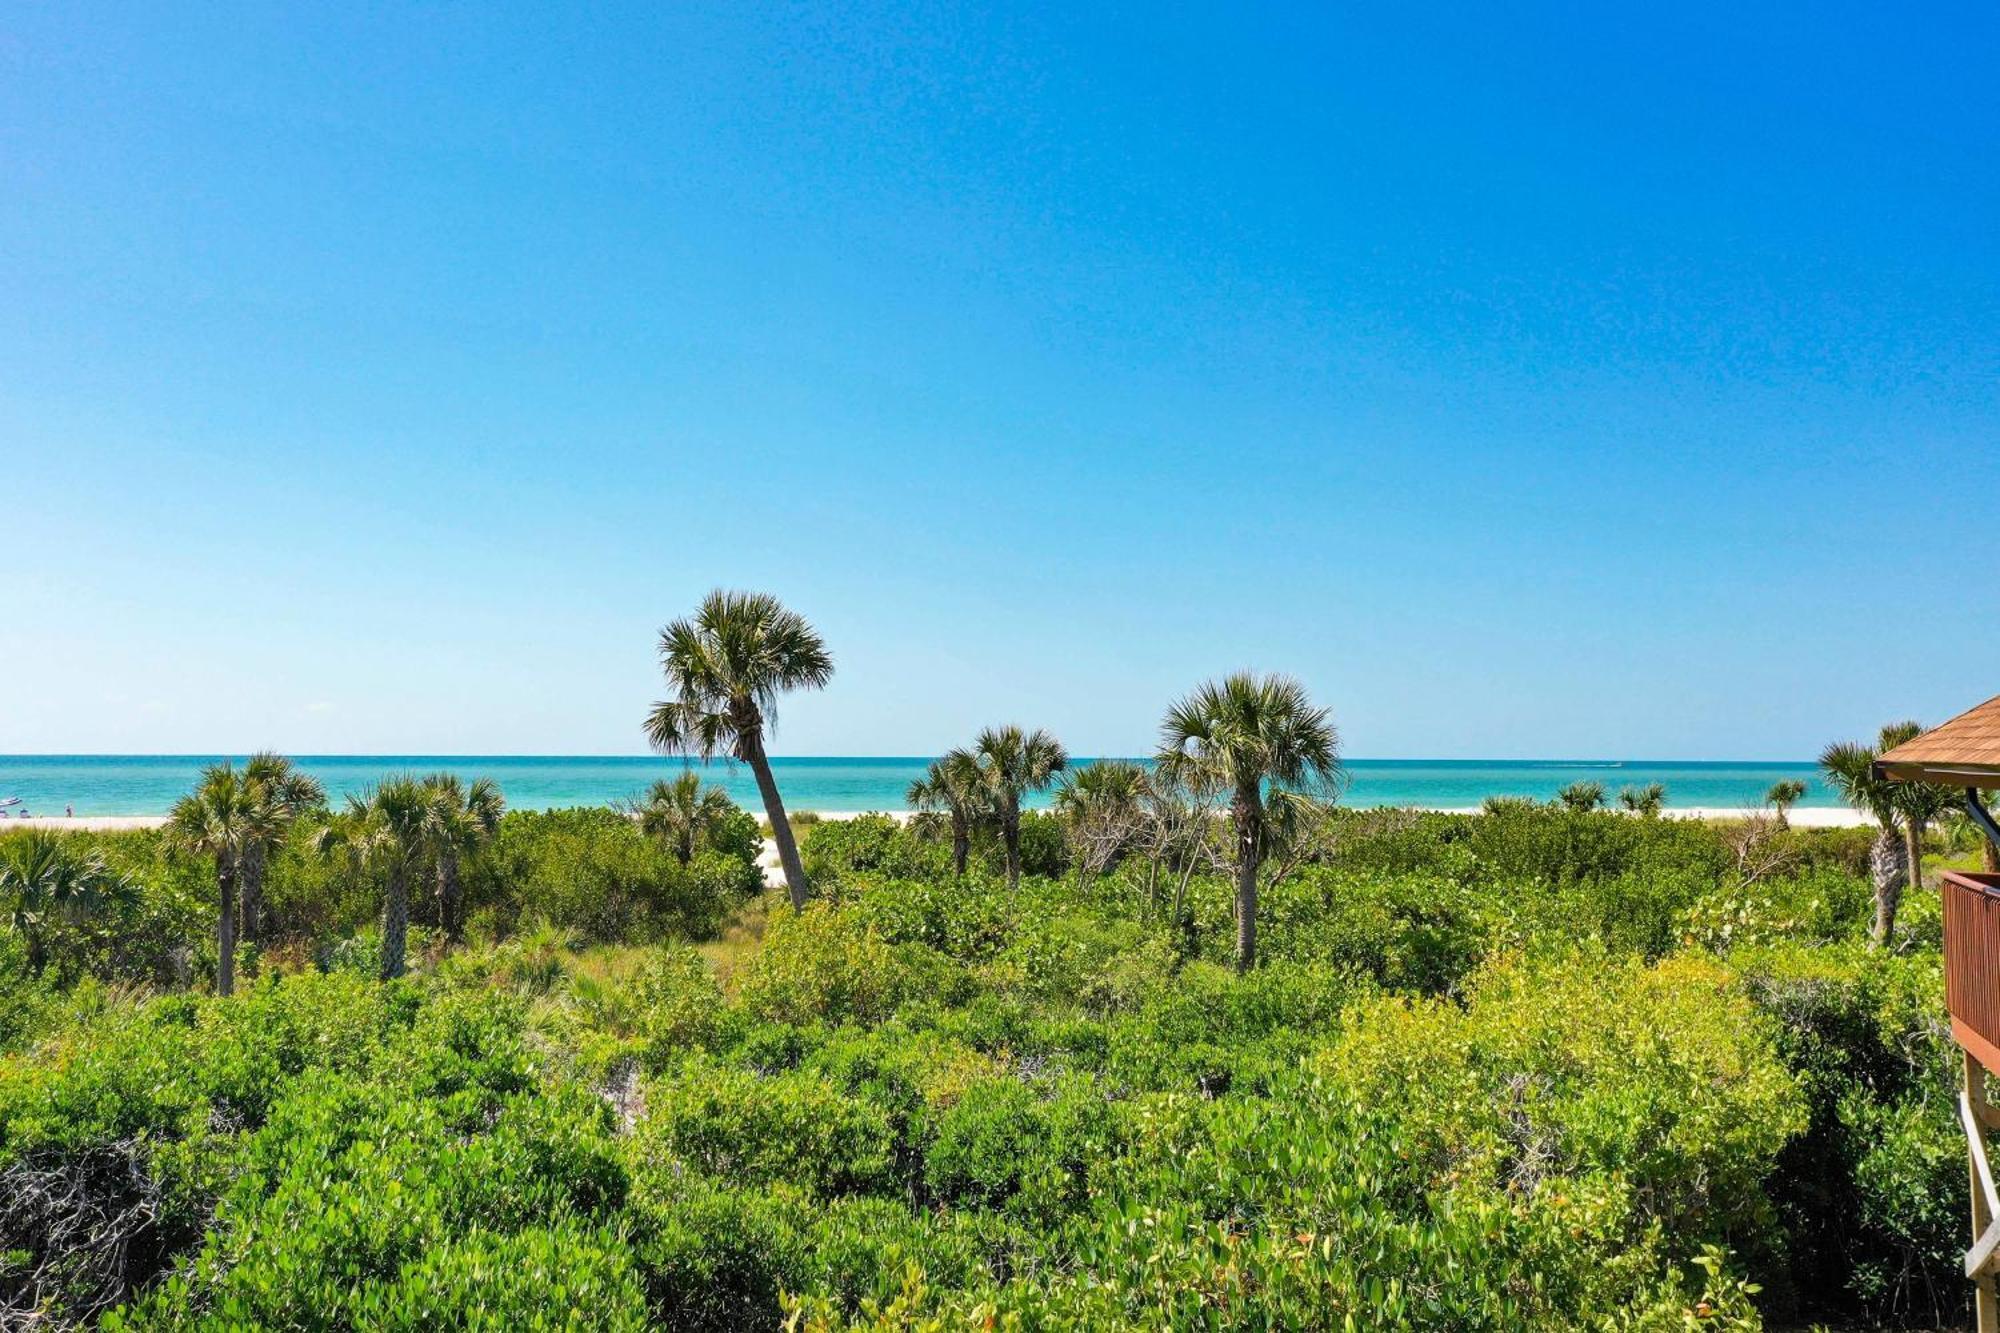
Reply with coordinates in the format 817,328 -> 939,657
1876,694 -> 2000,787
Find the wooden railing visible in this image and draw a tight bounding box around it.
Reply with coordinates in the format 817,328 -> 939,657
1946,872 -> 2000,1075
1946,872 -> 2000,1329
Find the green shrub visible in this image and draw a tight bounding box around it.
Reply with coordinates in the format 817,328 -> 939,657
802,816 -> 946,890
634,946 -> 732,1067
921,1072 -> 1116,1222
735,903 -> 948,1027
797,1083 -> 1763,1330
1255,867 -> 1488,991
1011,810 -> 1070,880
1734,941 -> 1958,1322
474,807 -> 755,943
0,826 -> 207,988
625,1177 -> 808,1330
0,936 -> 57,1053
1320,949 -> 1806,1253
638,1060 -> 893,1197
109,1075 -> 630,1329
1681,866 -> 1872,952
849,873 -> 1021,961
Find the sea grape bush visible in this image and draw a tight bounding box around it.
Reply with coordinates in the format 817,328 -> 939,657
0,803 -> 1971,1329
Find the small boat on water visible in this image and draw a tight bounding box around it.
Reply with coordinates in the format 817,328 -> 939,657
0,797 -> 20,810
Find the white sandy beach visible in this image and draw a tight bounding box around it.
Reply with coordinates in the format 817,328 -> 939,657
6,805 -> 1874,893
4,805 -> 1873,836
5,815 -> 173,830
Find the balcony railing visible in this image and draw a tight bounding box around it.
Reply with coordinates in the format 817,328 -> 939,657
1946,872 -> 2000,1073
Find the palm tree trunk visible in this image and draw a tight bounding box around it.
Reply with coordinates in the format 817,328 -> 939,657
1172,857 -> 1198,948
240,844 -> 264,944
439,853 -> 463,945
1233,787 -> 1262,974
217,860 -> 238,997
1868,825 -> 1909,948
741,729 -> 809,908
1904,818 -> 1925,905
1003,796 -> 1022,891
950,810 -> 969,878
382,862 -> 408,980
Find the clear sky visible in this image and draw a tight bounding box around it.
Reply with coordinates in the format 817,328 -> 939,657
5,3 -> 1997,759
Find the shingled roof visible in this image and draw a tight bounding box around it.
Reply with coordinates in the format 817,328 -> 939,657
1876,694 -> 2000,787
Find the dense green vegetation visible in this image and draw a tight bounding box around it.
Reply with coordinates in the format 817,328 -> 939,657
0,789 -> 1979,1330
3,588 -> 1987,1329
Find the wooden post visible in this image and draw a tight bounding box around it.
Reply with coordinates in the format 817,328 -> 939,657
1970,1050 -> 2000,1333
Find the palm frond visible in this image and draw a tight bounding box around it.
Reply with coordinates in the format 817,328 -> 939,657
647,591 -> 832,757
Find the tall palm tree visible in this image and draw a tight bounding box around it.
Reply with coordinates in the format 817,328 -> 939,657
423,774 -> 504,944
1156,672 -> 1340,973
636,772 -> 734,867
1054,759 -> 1152,877
1764,779 -> 1807,831
905,749 -> 987,878
1617,783 -> 1667,817
167,763 -> 274,996
0,829 -> 134,977
1556,781 -> 1605,813
644,591 -> 833,909
315,776 -> 435,979
971,726 -> 1069,891
1821,725 -> 1920,946
237,752 -> 326,943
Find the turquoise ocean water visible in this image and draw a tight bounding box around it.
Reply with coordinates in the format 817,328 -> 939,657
0,756 -> 1837,818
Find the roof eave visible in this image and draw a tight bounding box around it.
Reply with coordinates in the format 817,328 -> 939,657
1875,759 -> 2000,788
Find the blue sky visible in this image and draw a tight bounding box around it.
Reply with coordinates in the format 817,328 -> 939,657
5,3 -> 1997,759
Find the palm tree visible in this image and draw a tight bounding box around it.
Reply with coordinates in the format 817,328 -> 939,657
644,591 -> 833,909
0,829 -> 134,977
1764,779 -> 1807,831
971,726 -> 1069,891
1556,781 -> 1605,813
636,772 -> 733,867
1617,783 -> 1666,817
237,752 -> 326,943
167,763 -> 274,996
1821,725 -> 1920,946
423,774 -> 504,943
1054,759 -> 1152,877
315,776 -> 435,979
1156,672 -> 1340,973
1873,721 -> 1958,911
905,749 -> 987,878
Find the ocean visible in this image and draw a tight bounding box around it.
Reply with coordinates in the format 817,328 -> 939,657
0,755 -> 1838,818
